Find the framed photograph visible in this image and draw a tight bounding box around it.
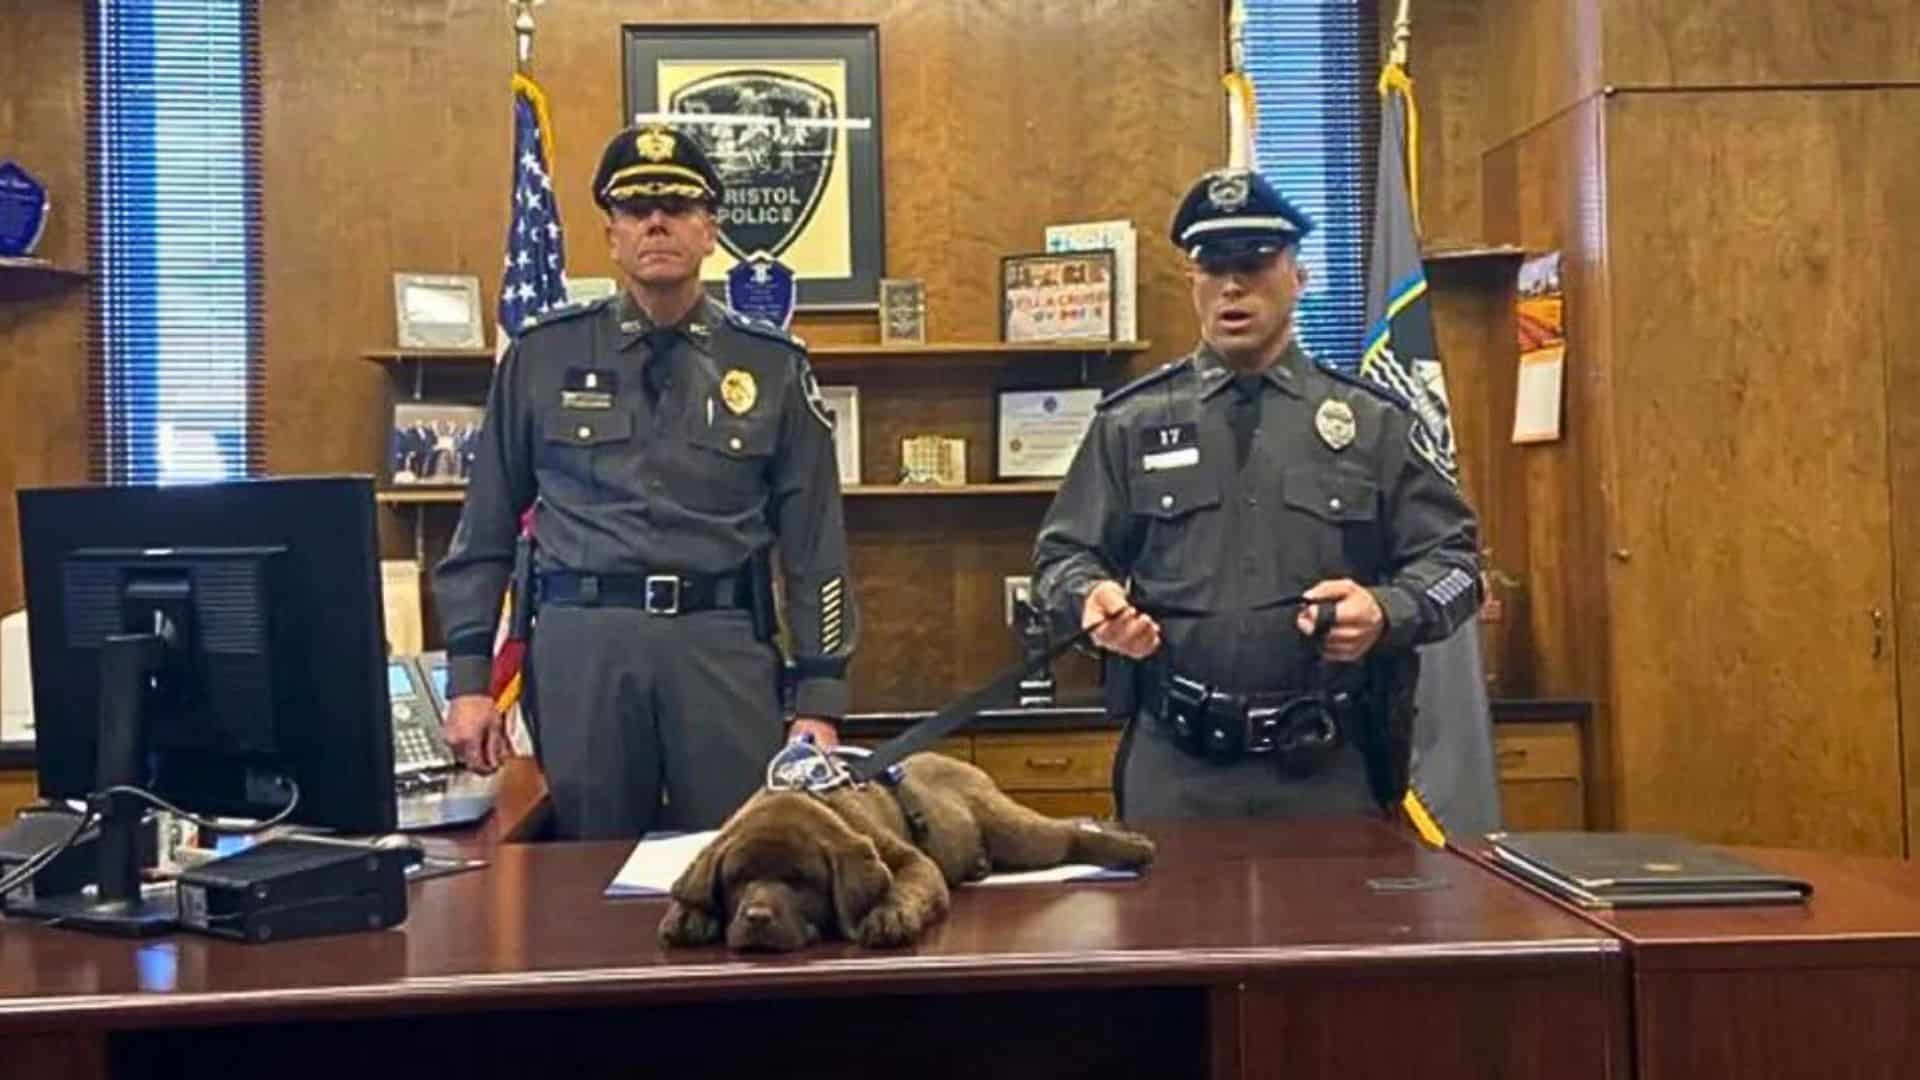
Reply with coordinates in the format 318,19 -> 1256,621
393,273 -> 484,349
1000,250 -> 1116,343
388,401 -> 485,488
623,25 -> 885,311
878,277 -> 926,345
994,387 -> 1103,480
818,384 -> 862,486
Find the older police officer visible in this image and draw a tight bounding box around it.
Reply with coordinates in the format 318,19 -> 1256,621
1032,168 -> 1480,819
435,124 -> 857,839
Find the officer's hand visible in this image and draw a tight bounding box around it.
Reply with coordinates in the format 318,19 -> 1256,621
1297,579 -> 1385,662
444,694 -> 511,774
1084,580 -> 1161,659
788,716 -> 840,750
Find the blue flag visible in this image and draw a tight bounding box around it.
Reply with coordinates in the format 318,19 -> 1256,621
1361,65 -> 1503,842
499,74 -> 569,344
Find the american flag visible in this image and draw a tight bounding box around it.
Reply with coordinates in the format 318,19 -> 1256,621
498,73 -> 568,346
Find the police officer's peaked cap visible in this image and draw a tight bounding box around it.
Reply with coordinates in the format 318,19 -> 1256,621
592,124 -> 724,212
1168,168 -> 1314,261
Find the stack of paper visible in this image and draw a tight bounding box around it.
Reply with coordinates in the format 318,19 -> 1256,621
604,829 -> 1136,898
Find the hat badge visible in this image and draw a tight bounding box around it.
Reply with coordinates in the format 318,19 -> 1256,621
1207,171 -> 1251,212
635,126 -> 676,162
1315,398 -> 1356,451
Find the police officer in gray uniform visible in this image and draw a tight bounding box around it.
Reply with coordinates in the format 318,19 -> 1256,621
1032,168 -> 1480,820
434,124 -> 857,840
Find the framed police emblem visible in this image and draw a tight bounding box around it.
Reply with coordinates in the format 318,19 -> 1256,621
623,25 -> 885,311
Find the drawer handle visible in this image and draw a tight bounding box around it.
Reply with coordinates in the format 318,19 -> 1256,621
1025,756 -> 1073,771
1497,748 -> 1528,769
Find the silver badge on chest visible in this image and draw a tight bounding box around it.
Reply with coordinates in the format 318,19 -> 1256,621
1315,398 -> 1356,451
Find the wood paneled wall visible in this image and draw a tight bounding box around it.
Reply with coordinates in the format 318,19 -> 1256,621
1466,0 -> 1920,849
0,4 -> 91,622
258,1 -> 1223,710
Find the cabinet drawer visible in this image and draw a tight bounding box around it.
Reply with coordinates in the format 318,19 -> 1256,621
1493,722 -> 1581,781
1010,791 -> 1117,820
973,732 -> 1118,792
1500,778 -> 1585,831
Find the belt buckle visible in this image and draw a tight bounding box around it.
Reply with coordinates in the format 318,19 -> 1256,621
1246,705 -> 1283,754
644,574 -> 682,615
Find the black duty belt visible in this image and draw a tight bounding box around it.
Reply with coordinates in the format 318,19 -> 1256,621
1151,670 -> 1349,769
537,569 -> 749,615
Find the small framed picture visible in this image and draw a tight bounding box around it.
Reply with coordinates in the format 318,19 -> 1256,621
900,435 -> 967,486
388,400 -> 486,488
1000,250 -> 1116,343
818,384 -> 862,486
393,272 -> 485,349
878,278 -> 927,345
994,387 -> 1103,480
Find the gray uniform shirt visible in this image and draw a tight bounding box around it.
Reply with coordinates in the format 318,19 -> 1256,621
434,292 -> 857,718
1032,340 -> 1480,693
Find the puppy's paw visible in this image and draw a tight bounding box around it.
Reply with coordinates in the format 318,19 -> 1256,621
963,852 -> 993,883
658,900 -> 723,947
855,900 -> 924,948
1075,821 -> 1157,869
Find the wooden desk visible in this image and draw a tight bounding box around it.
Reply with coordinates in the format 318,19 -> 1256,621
1586,847 -> 1920,1080
1,798 -> 1627,1080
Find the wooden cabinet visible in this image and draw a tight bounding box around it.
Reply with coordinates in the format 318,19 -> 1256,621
1494,722 -> 1585,831
847,722 -> 1123,820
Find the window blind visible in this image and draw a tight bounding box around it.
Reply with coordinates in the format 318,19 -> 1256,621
1242,0 -> 1380,368
86,0 -> 263,483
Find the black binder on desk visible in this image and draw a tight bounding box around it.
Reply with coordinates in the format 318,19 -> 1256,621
1487,831 -> 1813,909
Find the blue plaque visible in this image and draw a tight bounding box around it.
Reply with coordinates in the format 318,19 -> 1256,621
0,161 -> 49,258
725,253 -> 797,331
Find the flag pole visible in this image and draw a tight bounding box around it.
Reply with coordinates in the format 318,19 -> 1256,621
1223,0 -> 1256,169
1390,0 -> 1413,69
511,0 -> 537,76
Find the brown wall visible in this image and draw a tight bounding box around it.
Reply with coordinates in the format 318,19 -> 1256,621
257,1 -> 1223,710
1464,0 -> 1920,850
0,3 -> 91,621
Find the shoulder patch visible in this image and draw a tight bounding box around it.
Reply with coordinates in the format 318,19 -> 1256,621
1315,360 -> 1412,411
521,295 -> 610,333
721,306 -> 808,353
1097,358 -> 1193,410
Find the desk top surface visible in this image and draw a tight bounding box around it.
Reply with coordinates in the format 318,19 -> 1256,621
0,816 -> 1614,1032
1563,845 -> 1920,971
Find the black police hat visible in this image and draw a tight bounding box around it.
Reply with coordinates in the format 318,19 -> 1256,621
1167,168 -> 1314,261
591,124 -> 724,212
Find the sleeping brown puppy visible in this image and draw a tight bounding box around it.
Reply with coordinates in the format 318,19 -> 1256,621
657,751 -> 1156,951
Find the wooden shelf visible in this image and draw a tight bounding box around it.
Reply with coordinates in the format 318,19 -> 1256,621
377,489 -> 466,505
809,339 -> 1149,358
363,347 -> 495,365
845,481 -> 1058,497
0,257 -> 87,301
379,483 -> 1058,504
1421,244 -> 1527,264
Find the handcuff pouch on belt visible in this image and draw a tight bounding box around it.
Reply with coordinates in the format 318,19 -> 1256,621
1162,674 -> 1346,776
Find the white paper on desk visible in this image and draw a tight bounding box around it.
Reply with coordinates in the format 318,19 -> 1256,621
604,830 -> 1136,898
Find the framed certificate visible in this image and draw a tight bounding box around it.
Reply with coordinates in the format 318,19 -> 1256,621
994,387 -> 1101,479
393,273 -> 484,349
999,250 -> 1116,343
818,384 -> 862,486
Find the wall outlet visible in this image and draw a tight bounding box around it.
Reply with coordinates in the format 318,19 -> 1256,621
1003,575 -> 1033,626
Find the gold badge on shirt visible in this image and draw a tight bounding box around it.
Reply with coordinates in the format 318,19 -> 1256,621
720,368 -> 758,415
1315,398 -> 1356,451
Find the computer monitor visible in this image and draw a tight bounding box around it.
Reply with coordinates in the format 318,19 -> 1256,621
15,475 -> 395,932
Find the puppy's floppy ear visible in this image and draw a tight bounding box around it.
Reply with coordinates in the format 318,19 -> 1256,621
670,832 -> 728,914
826,834 -> 892,939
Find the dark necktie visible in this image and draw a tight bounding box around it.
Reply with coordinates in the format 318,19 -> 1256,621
1228,372 -> 1264,469
641,328 -> 677,406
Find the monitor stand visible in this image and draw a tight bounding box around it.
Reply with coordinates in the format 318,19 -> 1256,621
14,633 -> 177,936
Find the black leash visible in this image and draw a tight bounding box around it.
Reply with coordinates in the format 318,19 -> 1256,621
844,591 -> 1332,783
